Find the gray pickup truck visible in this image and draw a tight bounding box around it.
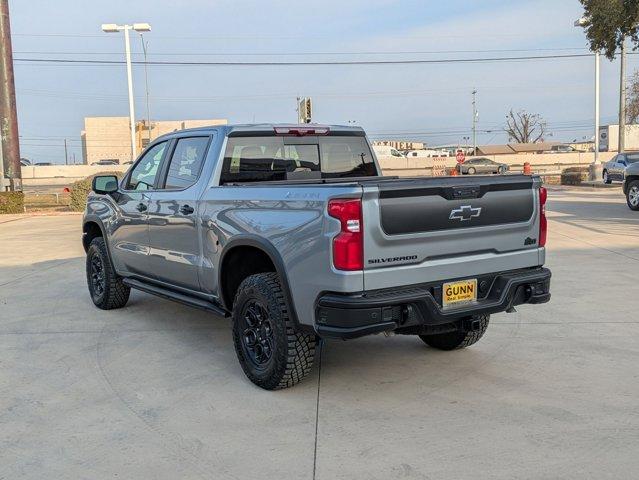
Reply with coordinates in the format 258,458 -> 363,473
83,124 -> 551,389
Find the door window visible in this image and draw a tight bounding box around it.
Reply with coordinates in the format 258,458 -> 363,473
163,137 -> 210,189
126,141 -> 167,190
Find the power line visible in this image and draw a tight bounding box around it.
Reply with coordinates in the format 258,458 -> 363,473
11,47 -> 589,57
12,52 -> 601,67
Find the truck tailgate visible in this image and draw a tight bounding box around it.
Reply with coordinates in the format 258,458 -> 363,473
361,175 -> 544,291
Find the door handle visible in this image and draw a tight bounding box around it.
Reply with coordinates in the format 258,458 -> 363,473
136,203 -> 147,212
179,204 -> 195,215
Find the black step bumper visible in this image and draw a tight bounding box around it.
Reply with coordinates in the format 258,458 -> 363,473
315,267 -> 551,339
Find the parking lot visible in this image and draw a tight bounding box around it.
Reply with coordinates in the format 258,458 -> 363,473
1,186 -> 638,480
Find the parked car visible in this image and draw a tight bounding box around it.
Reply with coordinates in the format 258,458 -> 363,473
20,158 -> 31,166
34,162 -> 53,166
95,159 -> 119,166
622,159 -> 639,210
83,124 -> 551,390
550,145 -> 578,153
602,152 -> 639,184
458,157 -> 509,175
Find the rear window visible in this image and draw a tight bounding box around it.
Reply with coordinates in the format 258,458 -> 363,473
625,153 -> 639,164
220,135 -> 377,184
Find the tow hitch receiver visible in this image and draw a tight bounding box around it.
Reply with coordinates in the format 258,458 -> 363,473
463,318 -> 482,332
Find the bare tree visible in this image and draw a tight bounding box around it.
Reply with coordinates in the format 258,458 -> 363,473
627,70 -> 639,124
505,109 -> 548,143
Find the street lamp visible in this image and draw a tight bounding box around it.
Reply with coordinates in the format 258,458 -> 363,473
574,16 -> 600,172
101,22 -> 151,161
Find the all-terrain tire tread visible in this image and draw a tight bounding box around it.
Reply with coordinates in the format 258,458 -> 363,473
87,237 -> 130,310
419,314 -> 489,350
232,272 -> 315,390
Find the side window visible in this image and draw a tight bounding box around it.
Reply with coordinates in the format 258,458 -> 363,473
163,137 -> 210,189
126,141 -> 167,190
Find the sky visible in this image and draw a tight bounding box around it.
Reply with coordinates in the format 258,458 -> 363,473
9,0 -> 639,164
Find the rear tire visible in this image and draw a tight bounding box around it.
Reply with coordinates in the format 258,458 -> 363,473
232,272 -> 316,390
86,237 -> 130,310
603,170 -> 612,184
626,180 -> 639,211
419,314 -> 489,350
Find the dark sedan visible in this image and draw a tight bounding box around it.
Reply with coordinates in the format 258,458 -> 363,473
458,157 -> 509,175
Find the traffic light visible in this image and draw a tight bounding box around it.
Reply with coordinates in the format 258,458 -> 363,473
298,97 -> 312,123
304,98 -> 312,123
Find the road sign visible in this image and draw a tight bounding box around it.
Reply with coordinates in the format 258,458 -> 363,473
456,150 -> 465,164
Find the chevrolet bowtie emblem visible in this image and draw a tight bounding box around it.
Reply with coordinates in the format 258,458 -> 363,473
449,205 -> 482,221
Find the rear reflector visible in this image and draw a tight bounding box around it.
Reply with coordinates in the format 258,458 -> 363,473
539,186 -> 547,247
328,198 -> 363,270
274,126 -> 329,136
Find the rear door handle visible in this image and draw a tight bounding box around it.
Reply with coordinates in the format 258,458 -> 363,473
179,204 -> 194,215
136,203 -> 147,212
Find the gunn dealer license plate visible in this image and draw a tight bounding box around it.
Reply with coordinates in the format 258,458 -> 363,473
442,279 -> 478,307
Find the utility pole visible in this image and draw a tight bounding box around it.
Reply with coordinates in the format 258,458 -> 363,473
0,0 -> 22,191
594,51 -> 600,164
64,139 -> 68,165
619,38 -> 627,153
471,89 -> 477,155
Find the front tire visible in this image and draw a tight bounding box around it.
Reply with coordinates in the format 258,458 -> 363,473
467,167 -> 476,175
232,272 -> 316,390
419,314 -> 489,350
627,180 -> 639,211
86,237 -> 130,310
603,170 -> 612,184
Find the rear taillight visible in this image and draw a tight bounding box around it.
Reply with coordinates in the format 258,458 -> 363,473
328,198 -> 363,271
539,186 -> 547,247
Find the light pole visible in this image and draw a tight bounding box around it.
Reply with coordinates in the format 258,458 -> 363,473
574,17 -> 600,175
101,22 -> 151,161
138,33 -> 152,144
471,89 -> 477,155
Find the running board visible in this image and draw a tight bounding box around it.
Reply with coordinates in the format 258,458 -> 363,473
123,278 -> 229,317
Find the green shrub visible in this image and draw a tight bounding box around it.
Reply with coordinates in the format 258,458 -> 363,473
69,171 -> 124,212
0,191 -> 24,214
560,167 -> 589,185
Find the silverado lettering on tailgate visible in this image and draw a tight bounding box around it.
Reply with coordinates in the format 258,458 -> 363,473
368,255 -> 418,265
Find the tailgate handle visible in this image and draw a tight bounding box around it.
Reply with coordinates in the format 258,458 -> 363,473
451,186 -> 481,199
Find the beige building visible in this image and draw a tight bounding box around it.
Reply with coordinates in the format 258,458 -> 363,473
372,140 -> 424,151
81,116 -> 227,164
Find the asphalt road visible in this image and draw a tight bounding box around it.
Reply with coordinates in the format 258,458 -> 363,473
1,186 -> 638,480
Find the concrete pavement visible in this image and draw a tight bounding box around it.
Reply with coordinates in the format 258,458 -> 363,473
1,187 -> 638,479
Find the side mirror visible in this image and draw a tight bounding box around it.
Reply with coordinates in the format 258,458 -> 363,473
92,175 -> 119,195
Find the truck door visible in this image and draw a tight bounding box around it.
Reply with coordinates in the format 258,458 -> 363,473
146,135 -> 212,291
109,141 -> 169,276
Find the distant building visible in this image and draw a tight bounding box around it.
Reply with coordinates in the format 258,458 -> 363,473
371,140 -> 424,151
475,142 -> 559,155
81,116 -> 227,164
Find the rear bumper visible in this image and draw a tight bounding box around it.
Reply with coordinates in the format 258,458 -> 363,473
315,267 -> 551,339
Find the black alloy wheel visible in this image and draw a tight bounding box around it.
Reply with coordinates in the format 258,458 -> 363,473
90,254 -> 106,301
239,299 -> 275,369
